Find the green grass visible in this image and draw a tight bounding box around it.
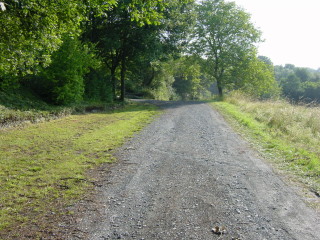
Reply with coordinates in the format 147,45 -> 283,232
0,88 -> 54,111
210,93 -> 320,197
0,103 -> 158,237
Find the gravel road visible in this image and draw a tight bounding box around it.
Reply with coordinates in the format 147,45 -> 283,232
69,101 -> 320,240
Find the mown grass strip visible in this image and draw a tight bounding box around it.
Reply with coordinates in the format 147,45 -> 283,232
210,99 -> 320,196
0,103 -> 158,236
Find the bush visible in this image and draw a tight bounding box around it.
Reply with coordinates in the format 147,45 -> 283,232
84,67 -> 113,102
35,36 -> 101,105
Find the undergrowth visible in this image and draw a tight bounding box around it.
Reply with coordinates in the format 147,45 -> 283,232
211,92 -> 320,196
0,103 -> 158,238
0,89 -> 119,128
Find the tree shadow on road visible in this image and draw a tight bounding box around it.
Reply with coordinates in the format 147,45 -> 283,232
130,99 -> 207,110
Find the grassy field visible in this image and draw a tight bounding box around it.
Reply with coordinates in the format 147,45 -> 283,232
211,92 -> 320,200
0,103 -> 158,238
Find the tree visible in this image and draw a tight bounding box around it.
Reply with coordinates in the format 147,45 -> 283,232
0,0 -> 181,90
229,52 -> 279,97
29,36 -> 100,105
124,0 -> 197,97
274,64 -> 320,102
0,1 -> 90,76
172,56 -> 203,100
258,55 -> 273,66
191,0 -> 261,97
1,0 -> 199,103
83,4 -> 154,100
294,67 -> 311,83
0,0 -> 120,91
302,81 -> 320,101
285,64 -> 295,70
83,0 -> 195,101
281,74 -> 302,100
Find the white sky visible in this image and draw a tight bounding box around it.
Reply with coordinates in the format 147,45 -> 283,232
229,0 -> 320,69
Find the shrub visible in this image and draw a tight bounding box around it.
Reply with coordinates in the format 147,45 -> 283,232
84,67 -> 113,102
37,36 -> 101,105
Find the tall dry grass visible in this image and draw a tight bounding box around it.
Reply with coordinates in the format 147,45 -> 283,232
226,92 -> 320,159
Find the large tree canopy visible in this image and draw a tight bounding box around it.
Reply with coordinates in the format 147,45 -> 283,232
0,0 -> 189,79
191,0 -> 262,96
0,0 -> 196,99
82,0 -> 195,100
0,0 -> 103,78
0,0 -> 284,104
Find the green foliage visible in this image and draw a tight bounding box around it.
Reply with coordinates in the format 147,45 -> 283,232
127,0 -> 195,26
0,0 -> 118,79
82,0 -> 196,101
0,0 -> 84,78
37,36 -> 101,105
172,56 -> 204,100
84,67 -> 113,102
147,56 -> 209,100
275,64 -> 320,102
282,74 -> 303,99
192,0 -> 262,97
122,0 -> 197,99
147,61 -> 178,100
127,0 -> 168,26
303,81 -> 320,101
228,53 -> 280,98
1,0 -> 186,101
1,0 -> 278,103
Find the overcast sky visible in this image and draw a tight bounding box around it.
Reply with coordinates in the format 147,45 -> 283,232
229,0 -> 320,69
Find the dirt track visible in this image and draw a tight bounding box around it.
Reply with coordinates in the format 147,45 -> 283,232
68,101 -> 320,239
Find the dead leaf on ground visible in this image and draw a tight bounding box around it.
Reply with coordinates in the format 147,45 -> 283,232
212,226 -> 227,235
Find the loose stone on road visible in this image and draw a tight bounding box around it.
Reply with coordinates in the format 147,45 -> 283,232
71,101 -> 320,240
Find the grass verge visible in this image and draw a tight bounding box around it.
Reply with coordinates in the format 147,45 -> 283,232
0,102 -> 158,238
210,93 -> 320,201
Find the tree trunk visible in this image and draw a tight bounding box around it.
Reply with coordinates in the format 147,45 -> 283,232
217,79 -> 223,98
120,52 -> 126,102
110,66 -> 116,100
144,67 -> 155,87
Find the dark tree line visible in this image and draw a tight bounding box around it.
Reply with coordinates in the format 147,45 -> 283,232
275,64 -> 320,102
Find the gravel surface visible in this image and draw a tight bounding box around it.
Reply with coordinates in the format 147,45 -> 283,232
68,101 -> 320,240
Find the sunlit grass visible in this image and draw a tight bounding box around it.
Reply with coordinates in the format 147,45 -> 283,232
211,92 -> 320,195
0,103 -> 158,235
